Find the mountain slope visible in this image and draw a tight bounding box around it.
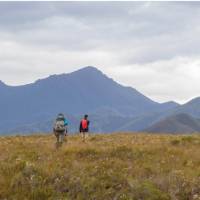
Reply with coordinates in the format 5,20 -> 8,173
0,66 -> 176,134
145,113 -> 200,133
172,97 -> 200,118
118,97 -> 200,133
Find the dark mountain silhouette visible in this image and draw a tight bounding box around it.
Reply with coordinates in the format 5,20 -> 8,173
161,101 -> 179,111
3,65 -> 200,135
116,101 -> 180,132
145,113 -> 200,133
121,98 -> 200,133
0,66 -> 180,134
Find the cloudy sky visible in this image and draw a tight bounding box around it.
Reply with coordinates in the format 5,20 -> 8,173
0,2 -> 200,104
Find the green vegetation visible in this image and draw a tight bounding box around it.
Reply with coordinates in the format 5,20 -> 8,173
0,133 -> 200,200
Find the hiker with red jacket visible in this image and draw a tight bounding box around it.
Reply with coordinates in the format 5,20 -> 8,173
79,114 -> 90,142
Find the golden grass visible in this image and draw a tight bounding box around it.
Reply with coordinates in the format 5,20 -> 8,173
0,133 -> 200,200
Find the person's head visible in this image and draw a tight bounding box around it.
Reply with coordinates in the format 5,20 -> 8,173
57,113 -> 65,120
84,114 -> 88,119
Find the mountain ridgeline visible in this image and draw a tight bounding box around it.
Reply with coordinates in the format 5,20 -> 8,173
145,113 -> 200,134
0,66 -> 200,134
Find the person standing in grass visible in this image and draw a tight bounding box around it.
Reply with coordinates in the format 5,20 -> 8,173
53,113 -> 68,148
79,114 -> 90,142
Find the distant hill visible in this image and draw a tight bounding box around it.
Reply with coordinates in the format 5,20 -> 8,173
172,97 -> 200,118
145,113 -> 200,133
118,98 -> 200,133
2,66 -> 200,134
0,66 -> 177,134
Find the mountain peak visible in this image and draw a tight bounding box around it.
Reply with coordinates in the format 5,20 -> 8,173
80,66 -> 99,71
162,101 -> 180,106
35,66 -> 103,84
74,66 -> 103,75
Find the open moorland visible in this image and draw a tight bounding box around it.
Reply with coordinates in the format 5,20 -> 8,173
0,133 -> 200,200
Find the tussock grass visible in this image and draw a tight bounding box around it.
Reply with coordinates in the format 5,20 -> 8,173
0,133 -> 200,200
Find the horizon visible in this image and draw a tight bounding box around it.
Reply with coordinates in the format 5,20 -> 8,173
0,65 -> 198,105
0,2 -> 200,104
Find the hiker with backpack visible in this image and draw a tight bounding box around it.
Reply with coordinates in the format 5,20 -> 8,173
53,113 -> 68,148
79,114 -> 90,142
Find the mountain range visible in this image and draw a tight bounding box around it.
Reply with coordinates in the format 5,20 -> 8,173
0,66 -> 200,134
145,113 -> 200,133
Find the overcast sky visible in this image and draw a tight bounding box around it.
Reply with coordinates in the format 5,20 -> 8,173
0,2 -> 200,104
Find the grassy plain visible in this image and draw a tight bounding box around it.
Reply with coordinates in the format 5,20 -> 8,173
0,133 -> 200,200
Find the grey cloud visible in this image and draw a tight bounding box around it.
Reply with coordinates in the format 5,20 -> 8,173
0,2 -> 200,103
1,1 -> 199,63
